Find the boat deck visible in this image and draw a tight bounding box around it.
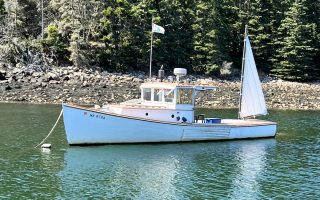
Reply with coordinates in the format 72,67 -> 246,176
193,119 -> 276,127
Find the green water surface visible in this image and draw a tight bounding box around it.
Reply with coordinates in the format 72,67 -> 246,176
0,103 -> 319,199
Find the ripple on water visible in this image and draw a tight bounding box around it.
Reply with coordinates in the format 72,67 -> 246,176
0,105 -> 319,199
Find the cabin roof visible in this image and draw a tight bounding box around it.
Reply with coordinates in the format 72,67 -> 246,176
140,81 -> 217,90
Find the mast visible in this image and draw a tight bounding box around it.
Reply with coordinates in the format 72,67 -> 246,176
238,25 -> 248,119
149,17 -> 154,79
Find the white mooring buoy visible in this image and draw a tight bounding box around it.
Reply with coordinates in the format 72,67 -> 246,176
41,143 -> 52,149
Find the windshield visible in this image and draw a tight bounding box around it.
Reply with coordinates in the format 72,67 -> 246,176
164,89 -> 174,102
177,88 -> 193,104
142,88 -> 151,101
153,89 -> 163,102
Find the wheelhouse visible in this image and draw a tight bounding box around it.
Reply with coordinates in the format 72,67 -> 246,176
140,82 -> 215,110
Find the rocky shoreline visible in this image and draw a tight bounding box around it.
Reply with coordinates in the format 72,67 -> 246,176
0,65 -> 319,110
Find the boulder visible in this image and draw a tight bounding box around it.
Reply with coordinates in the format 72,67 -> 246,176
12,68 -> 22,74
49,80 -> 58,84
41,82 -> 47,87
45,72 -> 59,81
5,85 -> 12,90
30,78 -> 37,83
32,72 -> 42,77
0,70 -> 6,80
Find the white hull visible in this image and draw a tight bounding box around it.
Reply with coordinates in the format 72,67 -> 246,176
62,104 -> 277,145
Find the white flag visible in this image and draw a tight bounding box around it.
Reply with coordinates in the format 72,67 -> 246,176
152,23 -> 165,34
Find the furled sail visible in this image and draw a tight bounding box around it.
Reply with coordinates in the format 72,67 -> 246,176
239,36 -> 267,118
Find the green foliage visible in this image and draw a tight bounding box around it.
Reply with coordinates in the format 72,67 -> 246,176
0,0 -> 319,81
100,0 -> 141,71
271,0 -> 319,81
0,0 -> 5,16
42,24 -> 69,65
242,0 -> 275,72
46,24 -> 58,39
0,0 -> 5,32
191,1 -> 220,74
205,64 -> 220,76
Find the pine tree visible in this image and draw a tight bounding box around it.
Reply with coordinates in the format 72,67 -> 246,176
0,0 -> 5,18
50,0 -> 105,67
2,0 -> 40,39
214,0 -> 242,70
156,0 -> 195,73
0,0 -> 6,35
100,0 -> 139,71
310,0 -> 320,78
243,0 -> 274,72
191,0 -> 220,75
272,0 -> 318,81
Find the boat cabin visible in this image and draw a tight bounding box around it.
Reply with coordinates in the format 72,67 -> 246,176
102,68 -> 216,123
140,82 -> 215,110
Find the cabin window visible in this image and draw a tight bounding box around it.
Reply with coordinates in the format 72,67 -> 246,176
143,88 -> 151,101
164,89 -> 174,102
153,89 -> 163,102
177,88 -> 193,104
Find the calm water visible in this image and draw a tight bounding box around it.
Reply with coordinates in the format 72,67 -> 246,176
0,103 -> 319,199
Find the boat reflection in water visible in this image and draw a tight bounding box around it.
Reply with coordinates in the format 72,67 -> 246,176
58,139 -> 276,199
229,140 -> 273,199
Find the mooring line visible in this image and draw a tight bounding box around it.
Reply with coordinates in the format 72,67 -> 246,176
34,109 -> 63,148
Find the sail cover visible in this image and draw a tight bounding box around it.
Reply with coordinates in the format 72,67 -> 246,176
240,37 -> 267,118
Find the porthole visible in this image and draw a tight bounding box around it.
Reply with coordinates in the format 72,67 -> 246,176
145,113 -> 148,116
171,114 -> 174,118
182,117 -> 187,122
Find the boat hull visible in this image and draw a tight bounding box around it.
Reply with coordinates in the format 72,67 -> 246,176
62,104 -> 277,145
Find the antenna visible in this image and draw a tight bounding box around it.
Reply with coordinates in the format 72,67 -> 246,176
173,68 -> 187,82
158,65 -> 164,82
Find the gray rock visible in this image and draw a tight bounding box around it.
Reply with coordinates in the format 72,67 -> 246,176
63,76 -> 70,81
5,85 -> 11,90
31,78 -> 37,83
49,80 -> 58,84
15,63 -> 26,69
0,80 -> 8,84
12,68 -> 22,74
32,72 -> 42,77
45,72 -> 59,81
0,70 -> 6,80
63,70 -> 69,75
41,82 -> 47,87
7,77 -> 14,83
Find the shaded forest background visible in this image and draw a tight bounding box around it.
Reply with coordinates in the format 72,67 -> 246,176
0,0 -> 319,81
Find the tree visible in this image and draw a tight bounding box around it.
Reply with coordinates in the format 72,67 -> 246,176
49,0 -> 105,67
0,0 -> 6,37
100,0 -> 138,71
190,1 -> 219,75
242,0 -> 275,72
271,0 -> 319,81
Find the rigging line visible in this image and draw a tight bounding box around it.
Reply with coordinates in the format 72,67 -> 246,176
34,109 -> 63,148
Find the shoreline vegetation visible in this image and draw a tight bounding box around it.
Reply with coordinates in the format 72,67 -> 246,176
0,0 -> 319,84
1,66 -> 319,110
0,1 -> 319,110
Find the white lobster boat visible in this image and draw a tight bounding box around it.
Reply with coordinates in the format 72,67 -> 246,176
62,27 -> 277,145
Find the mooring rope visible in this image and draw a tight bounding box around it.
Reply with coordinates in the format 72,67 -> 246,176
34,109 -> 63,148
